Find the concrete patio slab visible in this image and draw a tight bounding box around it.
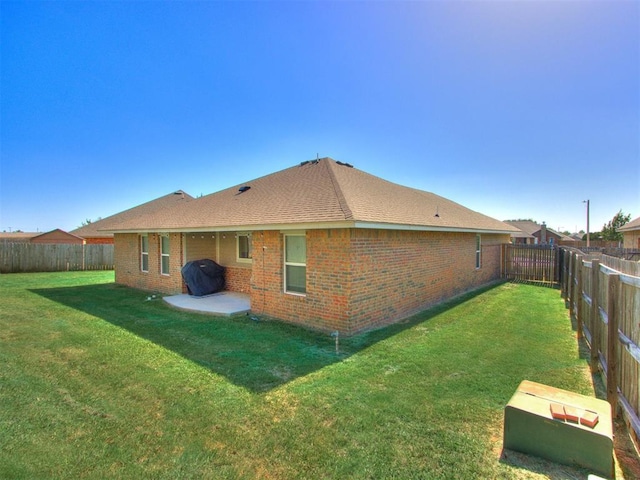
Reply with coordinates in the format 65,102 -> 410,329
163,291 -> 250,317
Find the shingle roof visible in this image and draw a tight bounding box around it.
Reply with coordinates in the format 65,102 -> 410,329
504,220 -> 574,241
504,220 -> 539,236
94,190 -> 194,233
105,158 -> 518,234
618,216 -> 640,232
0,232 -> 39,242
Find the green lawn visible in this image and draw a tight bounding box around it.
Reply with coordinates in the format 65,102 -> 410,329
0,271 -> 604,479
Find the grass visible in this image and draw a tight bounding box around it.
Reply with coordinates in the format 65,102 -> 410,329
0,271 -> 623,479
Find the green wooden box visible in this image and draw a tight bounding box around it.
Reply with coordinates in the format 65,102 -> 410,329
503,380 -> 613,478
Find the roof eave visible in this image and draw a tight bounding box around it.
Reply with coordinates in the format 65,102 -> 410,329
353,221 -> 517,234
107,221 -> 515,235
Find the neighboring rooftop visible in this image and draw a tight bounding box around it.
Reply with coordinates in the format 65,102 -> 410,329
105,158 -> 518,234
504,220 -> 575,242
618,216 -> 640,232
0,232 -> 39,242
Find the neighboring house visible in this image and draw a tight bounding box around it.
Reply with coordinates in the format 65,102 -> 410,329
0,232 -> 39,243
105,158 -> 519,335
619,216 -> 640,249
1,230 -> 86,244
504,220 -> 573,245
31,229 -> 85,245
71,222 -> 114,244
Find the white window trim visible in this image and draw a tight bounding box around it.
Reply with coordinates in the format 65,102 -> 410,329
475,234 -> 482,269
284,233 -> 306,296
236,232 -> 253,263
160,235 -> 170,276
140,235 -> 149,273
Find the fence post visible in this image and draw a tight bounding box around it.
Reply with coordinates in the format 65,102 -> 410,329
569,252 -> 576,318
607,273 -> 620,416
590,259 -> 600,372
576,255 -> 584,339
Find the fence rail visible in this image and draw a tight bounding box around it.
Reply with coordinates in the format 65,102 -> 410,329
0,242 -> 114,273
561,247 -> 640,447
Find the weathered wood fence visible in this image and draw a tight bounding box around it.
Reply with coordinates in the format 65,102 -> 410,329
561,247 -> 640,446
501,244 -> 559,287
0,243 -> 114,273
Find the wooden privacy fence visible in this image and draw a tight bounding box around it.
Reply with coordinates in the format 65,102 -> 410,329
0,243 -> 114,273
501,244 -> 559,287
561,247 -> 640,446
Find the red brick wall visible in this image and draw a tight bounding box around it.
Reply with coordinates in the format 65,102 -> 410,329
84,237 -> 114,245
114,233 -> 184,294
225,266 -> 252,293
250,229 -> 508,335
347,229 -> 504,334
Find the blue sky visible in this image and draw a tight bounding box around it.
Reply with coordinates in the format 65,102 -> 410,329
2,1 -> 638,234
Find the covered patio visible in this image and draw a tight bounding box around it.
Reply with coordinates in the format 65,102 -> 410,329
163,291 -> 250,317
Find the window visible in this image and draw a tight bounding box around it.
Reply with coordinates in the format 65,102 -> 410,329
475,234 -> 482,269
284,234 -> 306,294
161,235 -> 170,275
237,233 -> 252,262
140,235 -> 149,272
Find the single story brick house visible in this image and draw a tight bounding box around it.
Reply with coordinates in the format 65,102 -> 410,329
619,216 -> 640,249
104,158 -> 518,335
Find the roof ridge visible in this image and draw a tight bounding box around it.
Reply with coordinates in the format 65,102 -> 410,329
324,159 -> 354,220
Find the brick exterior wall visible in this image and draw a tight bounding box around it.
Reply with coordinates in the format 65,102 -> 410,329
347,229 -> 504,333
249,228 -> 508,335
114,233 -> 184,294
115,229 -> 509,335
84,237 -> 114,245
225,266 -> 252,293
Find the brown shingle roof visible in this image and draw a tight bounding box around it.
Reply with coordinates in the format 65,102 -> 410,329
105,159 -> 518,234
93,190 -> 194,233
504,220 -> 539,237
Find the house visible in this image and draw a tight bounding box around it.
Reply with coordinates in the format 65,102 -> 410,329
1,230 -> 85,244
31,229 -> 86,245
619,216 -> 640,249
504,220 -> 573,246
104,158 -> 519,335
71,223 -> 114,244
0,232 -> 39,243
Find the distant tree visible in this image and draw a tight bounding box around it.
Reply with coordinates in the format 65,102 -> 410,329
79,217 -> 102,228
582,232 -> 602,242
504,218 -> 536,223
600,210 -> 631,241
562,230 -> 571,236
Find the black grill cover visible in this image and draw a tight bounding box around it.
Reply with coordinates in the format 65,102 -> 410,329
181,259 -> 225,296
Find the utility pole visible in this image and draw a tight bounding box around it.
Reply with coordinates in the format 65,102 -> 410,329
583,200 -> 590,248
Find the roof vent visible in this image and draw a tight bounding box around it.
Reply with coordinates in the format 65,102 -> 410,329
300,159 -> 320,166
336,161 -> 353,168
238,186 -> 251,193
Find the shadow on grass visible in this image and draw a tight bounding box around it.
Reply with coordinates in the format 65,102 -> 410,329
31,282 -> 499,393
